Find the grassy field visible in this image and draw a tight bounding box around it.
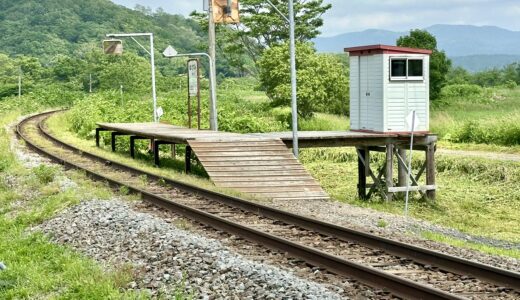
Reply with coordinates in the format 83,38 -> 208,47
1,80 -> 518,299
0,111 -> 150,299
300,148 -> 520,245
58,82 -> 520,255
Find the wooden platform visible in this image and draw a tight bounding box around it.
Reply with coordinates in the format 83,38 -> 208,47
96,122 -> 329,201
187,138 -> 329,201
96,122 -> 438,201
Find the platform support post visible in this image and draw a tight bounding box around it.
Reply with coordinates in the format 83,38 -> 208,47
130,136 -> 136,158
397,148 -> 407,187
426,143 -> 436,200
154,140 -> 160,166
95,128 -> 106,147
357,147 -> 367,200
111,132 -> 118,152
185,146 -> 192,174
171,144 -> 176,159
385,144 -> 394,202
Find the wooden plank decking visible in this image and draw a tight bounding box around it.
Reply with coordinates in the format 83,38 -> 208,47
187,138 -> 329,201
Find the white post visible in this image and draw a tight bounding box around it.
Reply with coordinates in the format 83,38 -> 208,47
404,110 -> 416,216
89,74 -> 92,93
150,33 -> 158,123
120,85 -> 124,105
208,1 -> 218,131
288,0 -> 299,158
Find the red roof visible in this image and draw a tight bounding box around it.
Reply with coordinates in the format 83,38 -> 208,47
345,44 -> 432,56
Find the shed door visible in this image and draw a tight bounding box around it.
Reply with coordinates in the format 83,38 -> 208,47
359,56 -> 369,130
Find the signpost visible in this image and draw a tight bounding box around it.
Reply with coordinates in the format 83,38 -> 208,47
187,59 -> 201,129
103,39 -> 123,55
212,0 -> 240,23
404,110 -> 420,216
163,46 -> 217,131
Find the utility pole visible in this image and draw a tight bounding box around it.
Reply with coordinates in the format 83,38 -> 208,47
288,0 -> 299,158
149,33 -> 158,123
266,0 -> 299,158
208,0 -> 218,131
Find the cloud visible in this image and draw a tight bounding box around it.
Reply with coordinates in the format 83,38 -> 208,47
320,0 -> 520,36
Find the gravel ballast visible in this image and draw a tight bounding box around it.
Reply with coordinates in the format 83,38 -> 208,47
37,200 -> 343,299
270,199 -> 520,272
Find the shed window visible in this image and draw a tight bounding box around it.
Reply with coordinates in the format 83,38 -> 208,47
390,58 -> 424,80
391,59 -> 407,77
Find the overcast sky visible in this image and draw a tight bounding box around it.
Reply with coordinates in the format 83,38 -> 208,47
111,0 -> 520,37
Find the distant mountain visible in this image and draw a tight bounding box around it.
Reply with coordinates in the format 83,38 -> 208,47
314,25 -> 520,71
451,55 -> 520,72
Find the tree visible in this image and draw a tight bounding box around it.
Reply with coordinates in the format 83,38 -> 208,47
258,42 -> 349,119
397,29 -> 451,100
191,0 -> 331,69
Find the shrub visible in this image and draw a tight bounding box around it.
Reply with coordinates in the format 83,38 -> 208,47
440,84 -> 494,104
33,165 -> 57,184
452,113 -> 520,146
258,42 -> 349,118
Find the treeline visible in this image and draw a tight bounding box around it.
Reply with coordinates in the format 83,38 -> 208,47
447,63 -> 520,88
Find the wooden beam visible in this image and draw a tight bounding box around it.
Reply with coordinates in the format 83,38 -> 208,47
185,145 -> 192,174
386,144 -> 394,201
95,128 -> 108,147
388,185 -> 436,193
397,149 -> 407,187
395,151 -> 427,199
357,148 -> 367,200
426,143 -> 436,200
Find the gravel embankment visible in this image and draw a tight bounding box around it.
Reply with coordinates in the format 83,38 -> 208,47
36,200 -> 344,299
270,199 -> 520,272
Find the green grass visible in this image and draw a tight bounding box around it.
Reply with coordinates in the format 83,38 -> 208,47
0,111 -> 148,299
431,87 -> 520,146
421,231 -> 520,259
300,148 -> 520,245
299,113 -> 349,131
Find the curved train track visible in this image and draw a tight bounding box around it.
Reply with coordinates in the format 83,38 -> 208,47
16,110 -> 520,299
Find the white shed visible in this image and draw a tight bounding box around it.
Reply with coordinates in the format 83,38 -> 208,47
345,45 -> 432,133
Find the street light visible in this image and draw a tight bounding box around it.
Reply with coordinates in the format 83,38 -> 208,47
105,33 -> 158,123
265,0 -> 299,158
163,46 -> 218,131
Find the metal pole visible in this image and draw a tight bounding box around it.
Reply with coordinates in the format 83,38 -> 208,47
208,1 -> 218,131
404,110 -> 416,216
288,0 -> 299,158
150,33 -> 158,123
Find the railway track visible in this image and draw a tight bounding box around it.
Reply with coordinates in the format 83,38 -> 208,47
17,110 -> 520,299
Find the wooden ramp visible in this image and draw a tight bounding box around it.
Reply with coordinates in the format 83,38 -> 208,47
187,138 -> 329,201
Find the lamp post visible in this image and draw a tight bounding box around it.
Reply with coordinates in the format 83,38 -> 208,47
265,0 -> 299,158
163,47 -> 218,131
105,33 -> 158,123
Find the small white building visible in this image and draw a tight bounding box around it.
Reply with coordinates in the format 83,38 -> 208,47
345,45 -> 432,133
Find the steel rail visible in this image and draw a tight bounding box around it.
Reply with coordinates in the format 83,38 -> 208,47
16,111 -> 466,300
36,111 -> 520,291
15,111 -> 519,298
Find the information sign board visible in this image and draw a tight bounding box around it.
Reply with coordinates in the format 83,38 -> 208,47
188,59 -> 199,97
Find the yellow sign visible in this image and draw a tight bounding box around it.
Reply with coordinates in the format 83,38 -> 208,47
103,40 -> 123,55
212,0 -> 240,24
